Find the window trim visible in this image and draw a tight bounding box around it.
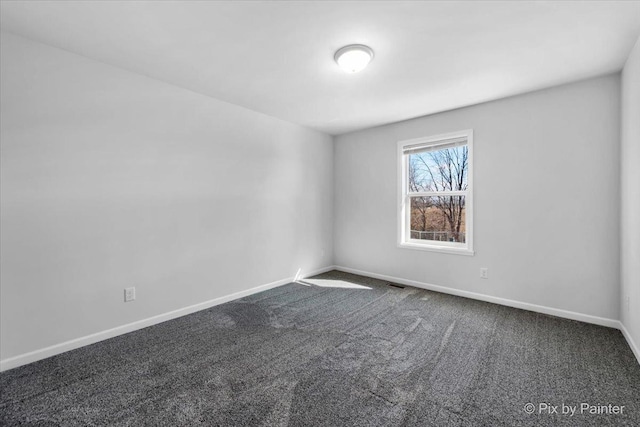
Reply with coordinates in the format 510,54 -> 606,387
397,129 -> 474,256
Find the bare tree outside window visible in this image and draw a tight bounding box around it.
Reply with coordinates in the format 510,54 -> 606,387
408,145 -> 468,243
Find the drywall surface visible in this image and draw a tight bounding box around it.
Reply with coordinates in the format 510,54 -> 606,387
334,74 -> 621,320
0,33 -> 333,361
621,37 -> 640,351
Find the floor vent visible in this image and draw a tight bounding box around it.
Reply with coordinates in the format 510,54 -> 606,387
387,282 -> 405,289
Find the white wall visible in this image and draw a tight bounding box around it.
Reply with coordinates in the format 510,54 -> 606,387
621,37 -> 640,353
335,75 -> 621,321
0,33 -> 333,362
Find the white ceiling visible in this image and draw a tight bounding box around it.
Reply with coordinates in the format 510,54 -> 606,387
1,1 -> 639,135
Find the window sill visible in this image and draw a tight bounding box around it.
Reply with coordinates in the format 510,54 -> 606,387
398,241 -> 475,256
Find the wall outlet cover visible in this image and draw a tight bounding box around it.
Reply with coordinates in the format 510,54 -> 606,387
124,287 -> 136,302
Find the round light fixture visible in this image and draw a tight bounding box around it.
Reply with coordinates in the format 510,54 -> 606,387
334,44 -> 374,73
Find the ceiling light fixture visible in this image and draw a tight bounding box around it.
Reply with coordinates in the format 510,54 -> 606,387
334,44 -> 374,74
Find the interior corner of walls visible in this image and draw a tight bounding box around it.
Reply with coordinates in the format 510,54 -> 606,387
620,322 -> 640,366
620,22 -> 640,367
303,265 -> 336,279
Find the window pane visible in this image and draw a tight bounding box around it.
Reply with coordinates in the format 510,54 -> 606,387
408,145 -> 468,192
410,196 -> 466,243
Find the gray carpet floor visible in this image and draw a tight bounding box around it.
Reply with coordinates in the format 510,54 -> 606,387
1,270 -> 639,426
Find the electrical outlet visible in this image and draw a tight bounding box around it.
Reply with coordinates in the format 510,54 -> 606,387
480,268 -> 489,279
124,287 -> 136,302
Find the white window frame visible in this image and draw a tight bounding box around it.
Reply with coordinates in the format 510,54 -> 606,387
397,129 -> 474,256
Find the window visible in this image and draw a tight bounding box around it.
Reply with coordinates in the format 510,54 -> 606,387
398,129 -> 473,255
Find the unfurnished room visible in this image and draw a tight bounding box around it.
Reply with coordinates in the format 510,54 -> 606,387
1,1 -> 639,426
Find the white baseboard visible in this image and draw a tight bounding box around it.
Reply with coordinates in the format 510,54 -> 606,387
619,322 -> 640,365
0,265 -> 333,372
334,266 -> 640,366
3,264 -> 636,371
333,265 -> 621,329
